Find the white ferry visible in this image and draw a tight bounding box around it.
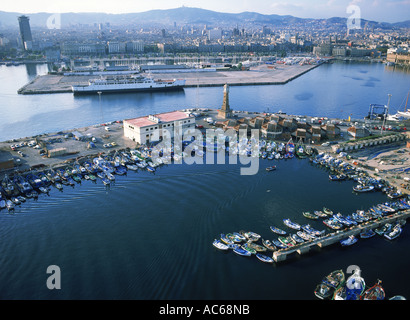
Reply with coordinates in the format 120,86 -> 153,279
71,74 -> 186,95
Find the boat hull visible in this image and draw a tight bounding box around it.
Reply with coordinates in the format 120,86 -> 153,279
72,85 -> 185,95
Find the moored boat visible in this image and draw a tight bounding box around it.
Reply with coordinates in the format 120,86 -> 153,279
340,235 -> 358,247
256,253 -> 274,264
278,236 -> 295,248
362,280 -> 385,300
353,184 -> 375,192
302,211 -> 319,220
262,239 -> 276,251
213,239 -> 229,250
344,269 -> 366,300
360,229 -> 376,239
266,166 -> 277,171
270,226 -> 286,235
233,246 -> 251,257
283,218 -> 301,230
384,224 -> 402,240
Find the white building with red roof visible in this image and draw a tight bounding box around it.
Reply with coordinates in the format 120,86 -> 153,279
123,111 -> 196,144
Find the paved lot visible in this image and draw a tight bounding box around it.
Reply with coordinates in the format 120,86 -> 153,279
18,63 -> 319,94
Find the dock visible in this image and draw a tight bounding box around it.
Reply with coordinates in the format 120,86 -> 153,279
272,210 -> 410,263
17,63 -> 320,94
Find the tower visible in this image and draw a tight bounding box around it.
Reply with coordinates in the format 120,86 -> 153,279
18,15 -> 33,50
217,84 -> 233,119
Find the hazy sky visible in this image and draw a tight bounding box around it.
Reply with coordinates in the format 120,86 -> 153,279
1,0 -> 409,22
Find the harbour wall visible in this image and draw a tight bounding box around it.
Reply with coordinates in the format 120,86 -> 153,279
272,210 -> 410,263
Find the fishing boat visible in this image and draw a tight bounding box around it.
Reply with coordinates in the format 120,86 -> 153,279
323,218 -> 343,230
262,239 -> 276,251
323,207 -> 333,216
256,253 -> 274,264
340,235 -> 358,247
241,243 -> 257,255
315,282 -> 335,300
283,218 -> 301,230
302,224 -> 325,237
213,239 -> 229,250
233,246 -> 251,257
315,269 -> 345,300
270,226 -> 286,235
375,223 -> 393,236
6,200 -> 15,211
232,232 -> 246,242
146,165 -> 156,172
278,236 -> 295,248
343,269 -> 366,300
0,199 -> 6,210
302,211 -> 319,220
102,178 -> 110,186
297,231 -> 314,241
384,224 -> 402,240
291,233 -> 304,243
226,233 -> 244,243
360,229 -> 376,239
220,234 -> 234,245
244,231 -> 261,242
11,197 -> 20,205
362,280 -> 385,300
313,210 -> 327,218
246,241 -> 267,252
266,166 -> 277,171
353,184 -> 375,192
271,239 -> 287,249
323,269 -> 346,289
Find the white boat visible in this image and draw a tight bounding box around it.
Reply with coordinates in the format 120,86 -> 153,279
283,219 -> 301,230
384,224 -> 402,240
72,74 -> 185,95
213,239 -> 229,250
6,200 -> 15,211
353,184 -> 374,192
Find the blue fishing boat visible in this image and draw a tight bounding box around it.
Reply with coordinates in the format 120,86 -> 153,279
256,253 -> 274,264
270,226 -> 286,235
233,246 -> 251,257
340,235 -> 358,247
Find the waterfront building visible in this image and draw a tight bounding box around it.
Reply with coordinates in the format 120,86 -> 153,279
18,15 -> 33,51
123,111 -> 196,144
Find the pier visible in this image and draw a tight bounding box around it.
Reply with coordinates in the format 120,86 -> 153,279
272,210 -> 410,263
17,63 -> 320,94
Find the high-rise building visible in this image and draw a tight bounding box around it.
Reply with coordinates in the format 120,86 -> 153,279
18,15 -> 33,50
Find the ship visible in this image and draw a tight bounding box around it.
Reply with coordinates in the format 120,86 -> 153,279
71,74 -> 186,95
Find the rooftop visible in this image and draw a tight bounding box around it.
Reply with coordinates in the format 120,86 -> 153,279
124,111 -> 192,128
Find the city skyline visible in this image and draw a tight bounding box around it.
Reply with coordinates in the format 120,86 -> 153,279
0,0 -> 409,23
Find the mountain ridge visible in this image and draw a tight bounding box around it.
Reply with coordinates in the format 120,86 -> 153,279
0,7 -> 408,29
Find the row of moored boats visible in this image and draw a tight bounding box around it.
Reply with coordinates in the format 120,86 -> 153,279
0,148 -> 164,212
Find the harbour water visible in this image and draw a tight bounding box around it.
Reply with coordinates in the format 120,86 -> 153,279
0,61 -> 409,300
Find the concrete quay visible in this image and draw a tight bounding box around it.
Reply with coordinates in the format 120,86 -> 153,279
17,63 -> 320,94
272,210 -> 410,263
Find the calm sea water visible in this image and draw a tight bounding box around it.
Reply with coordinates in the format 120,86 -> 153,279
0,62 -> 409,300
